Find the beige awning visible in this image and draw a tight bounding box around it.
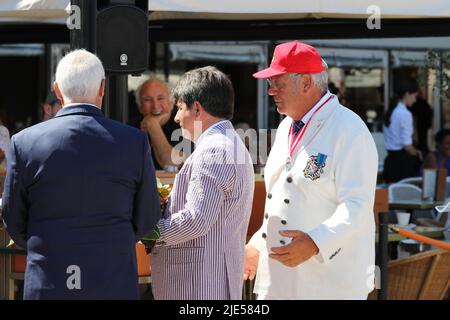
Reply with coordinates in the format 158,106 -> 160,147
1,0 -> 450,23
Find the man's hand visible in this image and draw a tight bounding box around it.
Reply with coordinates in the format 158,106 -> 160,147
243,243 -> 260,281
269,230 -> 319,268
141,112 -> 169,132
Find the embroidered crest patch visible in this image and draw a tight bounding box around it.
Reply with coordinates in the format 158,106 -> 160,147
303,153 -> 327,181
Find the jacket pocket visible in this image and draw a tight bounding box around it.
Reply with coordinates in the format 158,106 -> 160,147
167,247 -> 205,264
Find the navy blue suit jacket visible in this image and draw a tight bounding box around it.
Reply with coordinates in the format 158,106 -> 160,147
1,104 -> 160,299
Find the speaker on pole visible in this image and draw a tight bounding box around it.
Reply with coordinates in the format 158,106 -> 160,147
96,1 -> 148,122
69,0 -> 149,122
96,0 -> 148,75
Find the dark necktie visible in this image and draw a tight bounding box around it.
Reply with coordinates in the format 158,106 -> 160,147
292,120 -> 305,137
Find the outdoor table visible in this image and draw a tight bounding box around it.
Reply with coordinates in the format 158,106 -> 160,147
156,171 -> 176,185
389,200 -> 443,211
378,225 -> 445,242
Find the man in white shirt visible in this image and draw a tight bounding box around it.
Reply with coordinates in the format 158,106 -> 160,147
244,41 -> 378,300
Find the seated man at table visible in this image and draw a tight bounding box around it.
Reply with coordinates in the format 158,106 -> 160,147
132,78 -> 193,170
423,129 -> 450,175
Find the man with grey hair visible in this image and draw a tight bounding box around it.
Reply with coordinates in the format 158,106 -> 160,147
1,49 -> 160,299
244,41 -> 378,299
133,78 -> 188,170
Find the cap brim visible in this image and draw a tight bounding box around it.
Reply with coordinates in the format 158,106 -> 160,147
252,67 -> 287,79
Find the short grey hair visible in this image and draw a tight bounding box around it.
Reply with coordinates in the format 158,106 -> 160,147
289,59 -> 329,92
55,49 -> 105,101
134,78 -> 170,109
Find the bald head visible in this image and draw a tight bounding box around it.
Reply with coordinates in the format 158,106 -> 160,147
136,79 -> 172,117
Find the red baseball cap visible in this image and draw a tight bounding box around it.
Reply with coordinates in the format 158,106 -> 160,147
253,41 -> 325,79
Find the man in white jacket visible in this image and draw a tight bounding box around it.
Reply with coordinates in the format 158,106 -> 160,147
244,41 -> 378,300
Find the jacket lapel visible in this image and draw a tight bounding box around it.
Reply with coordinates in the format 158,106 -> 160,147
264,118 -> 291,191
265,95 -> 338,191
293,95 -> 338,156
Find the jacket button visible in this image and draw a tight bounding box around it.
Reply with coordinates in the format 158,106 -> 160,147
284,199 -> 290,204
267,193 -> 272,199
262,233 -> 267,239
280,240 -> 286,245
286,177 -> 293,183
281,220 -> 287,225
264,213 -> 269,219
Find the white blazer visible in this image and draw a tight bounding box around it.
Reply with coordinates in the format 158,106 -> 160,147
249,93 -> 378,299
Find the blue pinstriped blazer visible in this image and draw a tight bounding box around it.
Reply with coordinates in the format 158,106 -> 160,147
151,120 -> 255,300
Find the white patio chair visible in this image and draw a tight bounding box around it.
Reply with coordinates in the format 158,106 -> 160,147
372,132 -> 386,175
398,177 -> 422,188
434,199 -> 450,229
445,176 -> 450,199
388,183 -> 422,203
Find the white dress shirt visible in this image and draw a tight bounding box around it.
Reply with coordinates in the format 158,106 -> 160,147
195,119 -> 229,146
299,91 -> 330,123
383,102 -> 413,151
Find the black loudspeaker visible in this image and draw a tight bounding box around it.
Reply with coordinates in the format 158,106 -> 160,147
96,1 -> 148,75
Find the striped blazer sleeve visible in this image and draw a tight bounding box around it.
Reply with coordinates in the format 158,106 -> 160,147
157,145 -> 236,246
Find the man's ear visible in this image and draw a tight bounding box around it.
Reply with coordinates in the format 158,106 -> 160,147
98,79 -> 105,98
193,101 -> 203,119
54,82 -> 64,105
42,103 -> 51,115
302,75 -> 313,92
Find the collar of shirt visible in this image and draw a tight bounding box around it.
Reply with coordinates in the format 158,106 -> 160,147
297,90 -> 332,124
55,103 -> 103,118
63,103 -> 100,109
195,119 -> 229,147
396,101 -> 407,111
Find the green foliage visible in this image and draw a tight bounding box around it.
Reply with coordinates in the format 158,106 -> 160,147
424,50 -> 450,101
